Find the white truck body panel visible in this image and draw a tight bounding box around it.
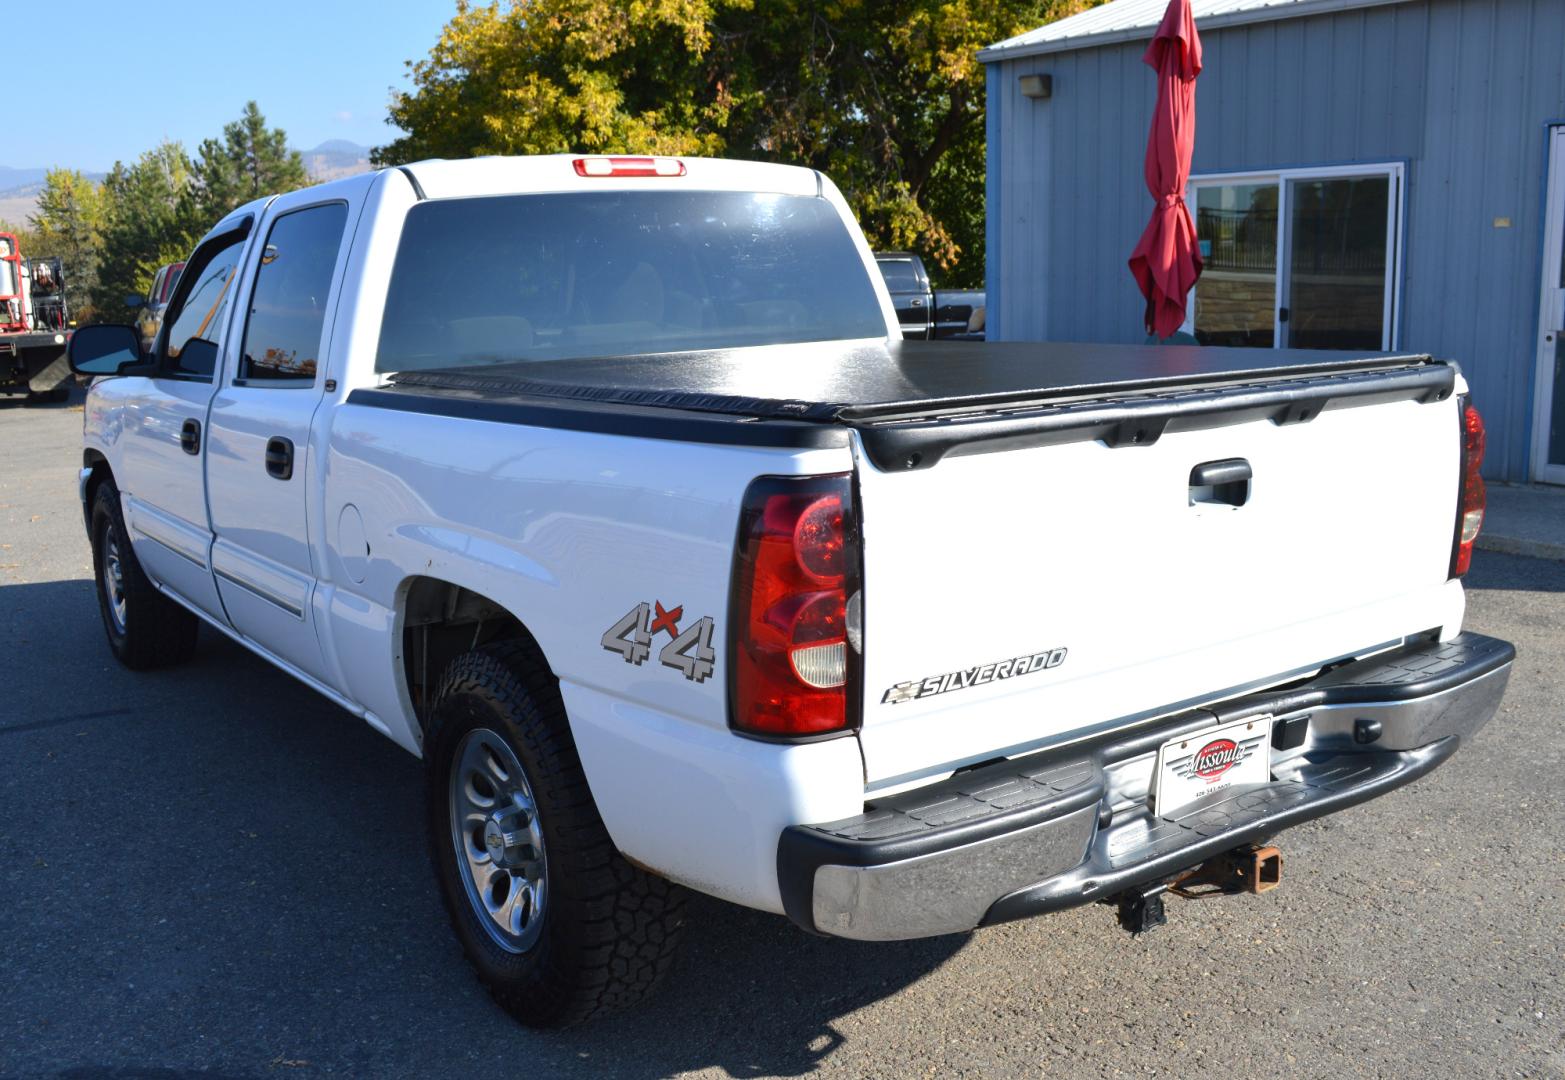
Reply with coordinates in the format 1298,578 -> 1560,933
317,400 -> 857,910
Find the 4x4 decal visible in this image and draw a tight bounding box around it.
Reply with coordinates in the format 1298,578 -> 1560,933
601,601 -> 716,683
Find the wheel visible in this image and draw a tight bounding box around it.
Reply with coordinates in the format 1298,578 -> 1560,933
25,387 -> 69,404
425,640 -> 686,1027
90,480 -> 199,669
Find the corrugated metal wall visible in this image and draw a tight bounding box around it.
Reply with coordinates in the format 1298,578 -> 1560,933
986,0 -> 1565,480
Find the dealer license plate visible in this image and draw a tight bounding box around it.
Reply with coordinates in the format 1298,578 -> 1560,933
1152,716 -> 1273,818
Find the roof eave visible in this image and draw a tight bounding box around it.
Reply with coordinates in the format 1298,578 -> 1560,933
979,0 -> 1412,64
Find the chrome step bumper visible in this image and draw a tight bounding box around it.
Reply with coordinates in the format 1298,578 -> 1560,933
776,632 -> 1514,941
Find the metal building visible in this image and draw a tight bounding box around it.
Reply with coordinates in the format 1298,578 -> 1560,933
981,0 -> 1565,482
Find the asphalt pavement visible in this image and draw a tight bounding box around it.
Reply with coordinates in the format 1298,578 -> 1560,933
2,392 -> 1561,1079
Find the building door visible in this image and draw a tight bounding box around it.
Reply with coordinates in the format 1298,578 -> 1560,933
1532,128 -> 1565,484
1187,163 -> 1402,352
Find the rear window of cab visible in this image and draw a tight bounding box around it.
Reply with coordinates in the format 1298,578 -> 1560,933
374,191 -> 888,372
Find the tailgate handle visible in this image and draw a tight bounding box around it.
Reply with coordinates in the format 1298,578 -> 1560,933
1189,458 -> 1251,507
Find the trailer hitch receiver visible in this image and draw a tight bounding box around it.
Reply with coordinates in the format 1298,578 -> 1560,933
1169,844 -> 1283,899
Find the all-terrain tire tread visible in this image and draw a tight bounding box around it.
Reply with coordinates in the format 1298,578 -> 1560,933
91,481 -> 199,670
425,638 -> 685,1027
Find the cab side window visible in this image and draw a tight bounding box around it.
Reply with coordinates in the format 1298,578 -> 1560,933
162,236 -> 246,378
238,202 -> 349,383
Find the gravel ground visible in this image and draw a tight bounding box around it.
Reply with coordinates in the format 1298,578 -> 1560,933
1,393 -> 1561,1079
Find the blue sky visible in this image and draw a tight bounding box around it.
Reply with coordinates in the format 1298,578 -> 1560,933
16,0 -> 460,171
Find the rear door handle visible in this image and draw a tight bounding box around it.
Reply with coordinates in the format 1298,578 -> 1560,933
265,436 -> 294,480
180,419 -> 201,456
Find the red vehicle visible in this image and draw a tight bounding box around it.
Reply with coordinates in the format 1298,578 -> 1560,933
0,231 -> 72,402
134,261 -> 185,352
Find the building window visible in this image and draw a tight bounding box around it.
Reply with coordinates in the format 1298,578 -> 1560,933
1186,163 -> 1403,351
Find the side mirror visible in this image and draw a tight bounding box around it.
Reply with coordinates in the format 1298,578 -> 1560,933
68,324 -> 146,376
123,294 -> 146,308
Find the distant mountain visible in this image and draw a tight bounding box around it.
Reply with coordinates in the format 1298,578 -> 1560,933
0,166 -> 51,190
0,167 -> 108,199
301,140 -> 373,182
311,139 -> 368,156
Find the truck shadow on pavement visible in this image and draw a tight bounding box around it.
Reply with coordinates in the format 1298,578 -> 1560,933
1463,549 -> 1565,592
0,386 -> 80,410
2,578 -> 965,1079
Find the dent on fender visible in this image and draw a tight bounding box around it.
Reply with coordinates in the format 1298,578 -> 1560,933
392,524 -> 559,588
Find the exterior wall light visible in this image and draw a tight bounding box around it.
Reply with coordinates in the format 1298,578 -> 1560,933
1019,74 -> 1052,100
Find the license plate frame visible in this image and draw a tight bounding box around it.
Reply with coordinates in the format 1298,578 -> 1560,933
1152,715 -> 1274,818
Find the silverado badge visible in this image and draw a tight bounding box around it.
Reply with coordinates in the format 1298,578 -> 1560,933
881,647 -> 1067,705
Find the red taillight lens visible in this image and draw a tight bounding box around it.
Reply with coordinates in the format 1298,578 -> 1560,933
1450,398 -> 1486,578
730,475 -> 860,738
572,156 -> 687,177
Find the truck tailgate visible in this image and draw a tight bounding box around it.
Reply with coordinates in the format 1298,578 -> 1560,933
852,368 -> 1463,789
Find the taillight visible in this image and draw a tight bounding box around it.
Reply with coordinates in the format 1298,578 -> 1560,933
572,156 -> 686,177
729,475 -> 861,738
1450,398 -> 1486,578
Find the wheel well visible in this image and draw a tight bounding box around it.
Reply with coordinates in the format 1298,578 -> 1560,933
400,577 -> 544,731
82,451 -> 111,529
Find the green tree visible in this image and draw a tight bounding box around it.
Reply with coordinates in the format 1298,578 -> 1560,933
93,141 -> 196,321
28,169 -> 105,321
88,104 -> 310,322
189,101 -> 310,223
375,0 -> 1092,284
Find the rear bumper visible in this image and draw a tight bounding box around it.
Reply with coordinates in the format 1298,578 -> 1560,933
776,631 -> 1514,940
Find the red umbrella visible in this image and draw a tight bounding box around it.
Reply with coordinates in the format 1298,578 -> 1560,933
1128,0 -> 1203,340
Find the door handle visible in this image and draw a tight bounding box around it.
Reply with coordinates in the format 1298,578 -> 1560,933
1190,458 -> 1251,507
180,419 -> 201,456
265,436 -> 294,480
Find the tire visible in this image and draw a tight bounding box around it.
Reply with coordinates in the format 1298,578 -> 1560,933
25,387 -> 69,405
90,480 -> 199,669
425,640 -> 686,1028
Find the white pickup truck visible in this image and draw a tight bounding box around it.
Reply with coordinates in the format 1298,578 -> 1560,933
67,155 -> 1514,1027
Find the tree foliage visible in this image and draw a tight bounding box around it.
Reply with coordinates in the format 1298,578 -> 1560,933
189,101 -> 309,224
29,169 -> 105,321
376,0 -> 1092,286
92,142 -> 197,321
87,103 -> 309,321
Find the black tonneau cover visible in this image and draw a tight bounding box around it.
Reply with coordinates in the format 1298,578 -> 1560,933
366,340 -> 1453,470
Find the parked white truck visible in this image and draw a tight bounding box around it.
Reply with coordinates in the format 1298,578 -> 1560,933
67,155 -> 1514,1027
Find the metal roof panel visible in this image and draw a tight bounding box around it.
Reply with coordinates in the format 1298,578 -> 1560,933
980,0 -> 1414,61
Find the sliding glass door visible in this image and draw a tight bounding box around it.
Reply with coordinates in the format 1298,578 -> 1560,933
1284,175 -> 1393,349
1189,164 -> 1403,352
1192,182 -> 1277,347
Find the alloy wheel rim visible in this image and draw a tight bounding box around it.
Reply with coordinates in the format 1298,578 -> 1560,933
103,526 -> 127,634
449,728 -> 548,953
